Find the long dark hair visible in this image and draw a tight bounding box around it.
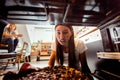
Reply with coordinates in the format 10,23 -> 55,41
55,24 -> 76,68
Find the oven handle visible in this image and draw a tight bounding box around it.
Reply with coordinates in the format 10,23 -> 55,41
90,72 -> 106,80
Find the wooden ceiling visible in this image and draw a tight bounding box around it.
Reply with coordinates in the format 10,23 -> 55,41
0,0 -> 120,27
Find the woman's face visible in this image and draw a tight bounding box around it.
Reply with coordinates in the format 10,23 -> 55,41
9,24 -> 16,31
55,25 -> 72,46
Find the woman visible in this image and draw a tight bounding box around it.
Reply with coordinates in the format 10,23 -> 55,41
1,24 -> 23,53
48,24 -> 93,79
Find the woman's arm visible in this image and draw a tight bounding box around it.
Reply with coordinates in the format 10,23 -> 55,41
3,32 -> 23,38
48,50 -> 56,67
3,32 -> 16,37
79,52 -> 94,80
79,51 -> 91,73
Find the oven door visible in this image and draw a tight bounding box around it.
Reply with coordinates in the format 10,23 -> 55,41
92,52 -> 120,80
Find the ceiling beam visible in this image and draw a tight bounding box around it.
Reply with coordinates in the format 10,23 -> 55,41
6,6 -> 46,12
7,18 -> 48,21
6,5 -> 105,16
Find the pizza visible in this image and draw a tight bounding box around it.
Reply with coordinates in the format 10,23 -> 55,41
3,64 -> 90,80
19,66 -> 89,80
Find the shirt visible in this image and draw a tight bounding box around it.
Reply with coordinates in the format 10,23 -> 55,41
52,39 -> 88,70
2,26 -> 16,39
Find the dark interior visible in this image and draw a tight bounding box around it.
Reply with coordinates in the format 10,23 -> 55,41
0,0 -> 120,26
0,0 -> 120,80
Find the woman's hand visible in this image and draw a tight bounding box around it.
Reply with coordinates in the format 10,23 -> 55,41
16,34 -> 23,37
48,50 -> 56,67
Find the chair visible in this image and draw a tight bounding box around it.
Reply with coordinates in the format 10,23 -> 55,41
0,42 -> 29,72
1,41 -> 30,71
0,53 -> 20,70
0,43 -> 20,71
0,44 -> 8,50
0,53 -> 21,76
17,42 -> 30,63
0,41 -> 22,71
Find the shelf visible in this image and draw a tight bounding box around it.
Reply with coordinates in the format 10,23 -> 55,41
114,41 -> 120,44
40,52 -> 50,56
97,52 -> 120,60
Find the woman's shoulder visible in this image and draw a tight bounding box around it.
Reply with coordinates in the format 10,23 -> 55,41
74,39 -> 84,46
74,39 -> 87,53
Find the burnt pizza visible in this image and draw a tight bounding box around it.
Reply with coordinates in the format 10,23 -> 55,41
3,63 -> 90,80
